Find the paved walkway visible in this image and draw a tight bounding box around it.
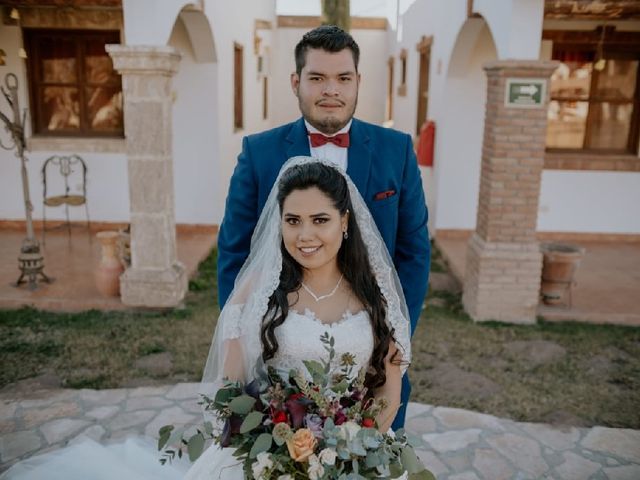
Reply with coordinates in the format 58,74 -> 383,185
1,383 -> 638,479
435,233 -> 640,326
0,226 -> 216,312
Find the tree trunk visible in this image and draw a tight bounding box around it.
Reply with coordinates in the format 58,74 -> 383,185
321,0 -> 350,32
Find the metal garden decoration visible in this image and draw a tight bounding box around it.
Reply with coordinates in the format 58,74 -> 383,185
0,73 -> 52,289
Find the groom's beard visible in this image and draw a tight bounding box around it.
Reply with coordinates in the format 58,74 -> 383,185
297,93 -> 358,135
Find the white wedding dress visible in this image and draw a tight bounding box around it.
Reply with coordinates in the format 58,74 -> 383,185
1,309 -> 376,480
183,308 -> 375,480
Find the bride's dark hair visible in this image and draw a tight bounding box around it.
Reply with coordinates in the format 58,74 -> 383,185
261,162 -> 395,391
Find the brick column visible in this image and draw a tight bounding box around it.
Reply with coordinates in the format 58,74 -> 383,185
106,45 -> 187,307
462,60 -> 558,324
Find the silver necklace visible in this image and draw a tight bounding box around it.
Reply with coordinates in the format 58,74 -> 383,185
301,274 -> 344,302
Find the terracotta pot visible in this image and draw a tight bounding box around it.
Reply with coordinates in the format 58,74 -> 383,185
540,243 -> 585,306
95,231 -> 124,297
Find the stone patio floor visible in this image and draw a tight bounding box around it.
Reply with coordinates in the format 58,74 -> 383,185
0,383 -> 638,479
0,225 -> 216,312
435,232 -> 640,326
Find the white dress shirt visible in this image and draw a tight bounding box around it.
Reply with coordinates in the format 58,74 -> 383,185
305,119 -> 352,171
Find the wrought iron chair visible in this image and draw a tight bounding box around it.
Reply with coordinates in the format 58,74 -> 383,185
41,154 -> 90,243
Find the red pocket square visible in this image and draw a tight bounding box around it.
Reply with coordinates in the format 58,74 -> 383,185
374,190 -> 396,201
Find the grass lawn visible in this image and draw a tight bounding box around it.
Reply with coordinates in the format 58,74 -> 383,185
1,246 -> 639,428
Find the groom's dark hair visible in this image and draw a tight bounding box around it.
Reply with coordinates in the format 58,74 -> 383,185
294,25 -> 360,75
261,162 -> 397,393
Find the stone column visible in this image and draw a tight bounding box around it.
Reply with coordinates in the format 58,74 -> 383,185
462,61 -> 557,324
107,45 -> 187,307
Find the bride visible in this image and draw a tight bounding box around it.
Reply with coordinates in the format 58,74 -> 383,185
184,157 -> 411,479
1,157 -> 411,479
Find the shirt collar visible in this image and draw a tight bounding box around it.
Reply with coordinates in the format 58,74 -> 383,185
305,119 -> 352,137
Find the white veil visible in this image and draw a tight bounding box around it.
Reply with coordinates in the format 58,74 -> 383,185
200,156 -> 411,399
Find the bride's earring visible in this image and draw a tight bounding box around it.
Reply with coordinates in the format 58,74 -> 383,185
343,230 -> 348,240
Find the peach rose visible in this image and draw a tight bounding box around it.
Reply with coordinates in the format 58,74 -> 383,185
286,428 -> 317,462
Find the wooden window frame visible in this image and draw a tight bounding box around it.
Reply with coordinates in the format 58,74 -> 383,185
262,76 -> 268,120
543,28 -> 640,157
415,36 -> 432,135
233,42 -> 244,131
386,56 -> 394,122
397,49 -> 407,97
23,28 -> 123,138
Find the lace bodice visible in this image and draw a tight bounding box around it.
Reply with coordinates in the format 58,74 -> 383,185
267,308 -> 374,381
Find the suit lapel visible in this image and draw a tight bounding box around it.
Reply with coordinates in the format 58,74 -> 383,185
346,118 -> 372,198
285,118 -> 311,162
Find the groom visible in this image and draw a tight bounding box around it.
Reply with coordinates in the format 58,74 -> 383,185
217,25 -> 430,429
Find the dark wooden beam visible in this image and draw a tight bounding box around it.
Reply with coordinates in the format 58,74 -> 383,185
0,0 -> 121,6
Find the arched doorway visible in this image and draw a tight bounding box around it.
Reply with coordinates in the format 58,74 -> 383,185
432,17 -> 497,231
168,7 -> 219,225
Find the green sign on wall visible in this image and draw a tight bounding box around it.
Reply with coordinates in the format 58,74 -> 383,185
505,78 -> 546,108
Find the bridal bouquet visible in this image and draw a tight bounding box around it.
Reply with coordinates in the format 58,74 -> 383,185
159,332 -> 434,480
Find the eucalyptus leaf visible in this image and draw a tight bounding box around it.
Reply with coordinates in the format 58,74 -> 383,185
365,451 -> 382,468
325,437 -> 338,447
213,387 -> 233,405
406,432 -> 424,448
249,433 -> 272,459
187,433 -> 205,462
167,427 -> 185,449
273,433 -> 286,447
400,446 -> 424,474
363,434 -> 381,449
228,395 -> 256,415
348,438 -> 367,456
240,411 -> 264,434
345,472 -> 367,480
302,359 -> 325,383
157,425 -> 173,450
332,380 -> 349,393
409,471 -> 436,480
203,421 -> 213,436
337,445 -> 351,460
389,460 -> 405,478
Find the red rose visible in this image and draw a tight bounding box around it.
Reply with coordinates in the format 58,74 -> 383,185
272,410 -> 288,424
362,418 -> 375,428
288,392 -> 305,401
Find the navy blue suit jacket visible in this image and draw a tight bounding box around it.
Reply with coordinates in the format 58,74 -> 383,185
217,117 -> 430,332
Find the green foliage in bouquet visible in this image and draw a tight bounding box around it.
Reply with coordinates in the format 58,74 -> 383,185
159,333 -> 434,479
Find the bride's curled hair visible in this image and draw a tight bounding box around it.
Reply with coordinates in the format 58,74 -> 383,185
260,161 -> 396,392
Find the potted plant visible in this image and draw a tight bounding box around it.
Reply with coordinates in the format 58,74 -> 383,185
540,243 -> 586,306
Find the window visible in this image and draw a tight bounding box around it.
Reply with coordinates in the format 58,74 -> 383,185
24,29 -> 123,137
416,36 -> 432,134
544,29 -> 640,154
234,42 -> 244,130
398,49 -> 407,97
262,76 -> 268,120
386,57 -> 394,122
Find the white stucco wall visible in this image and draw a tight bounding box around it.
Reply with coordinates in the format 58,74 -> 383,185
271,25 -> 387,127
434,22 -> 496,231
390,0 -> 496,232
0,25 -> 129,224
168,16 -> 220,225
201,0 -> 277,223
538,171 -> 640,233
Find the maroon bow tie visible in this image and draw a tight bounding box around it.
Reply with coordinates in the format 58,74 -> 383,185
308,132 -> 350,148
